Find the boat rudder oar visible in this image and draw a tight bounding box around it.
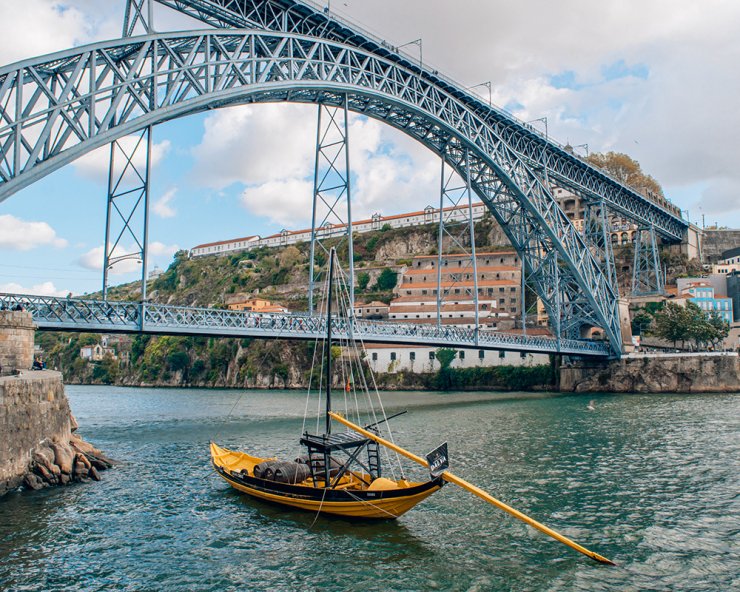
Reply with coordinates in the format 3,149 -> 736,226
328,411 -> 615,566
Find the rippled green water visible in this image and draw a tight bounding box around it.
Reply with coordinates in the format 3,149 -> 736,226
1,387 -> 738,591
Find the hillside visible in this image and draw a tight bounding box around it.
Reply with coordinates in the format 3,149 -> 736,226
36,212 -> 696,390
38,215 -> 517,387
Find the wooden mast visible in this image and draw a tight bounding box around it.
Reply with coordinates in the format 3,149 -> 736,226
324,248 -> 335,435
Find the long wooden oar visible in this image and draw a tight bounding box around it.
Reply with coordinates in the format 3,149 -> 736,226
329,411 -> 615,566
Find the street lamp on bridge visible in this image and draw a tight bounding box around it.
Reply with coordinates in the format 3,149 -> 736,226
468,81 -> 492,107
398,38 -> 423,69
527,116 -> 548,141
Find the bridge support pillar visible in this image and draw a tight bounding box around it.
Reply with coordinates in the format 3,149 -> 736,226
584,200 -> 619,297
102,126 -> 152,302
618,298 -> 634,354
436,148 -> 479,332
308,96 -> 354,313
631,225 -> 664,296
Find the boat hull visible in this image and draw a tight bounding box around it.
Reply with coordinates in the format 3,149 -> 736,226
211,442 -> 443,520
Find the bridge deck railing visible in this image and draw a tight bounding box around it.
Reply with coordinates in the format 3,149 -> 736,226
0,293 -> 611,357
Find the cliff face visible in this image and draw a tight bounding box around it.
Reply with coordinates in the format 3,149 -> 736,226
561,354 -> 740,393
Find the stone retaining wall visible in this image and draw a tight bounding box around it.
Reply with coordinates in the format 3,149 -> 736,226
0,311 -> 34,375
561,353 -> 740,393
0,371 -> 69,495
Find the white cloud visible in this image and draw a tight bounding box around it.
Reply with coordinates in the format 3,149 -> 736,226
240,179 -> 314,227
72,137 -> 171,184
202,105 -> 441,228
0,281 -> 67,297
0,1 -> 90,65
339,0 -> 740,225
154,189 -> 177,218
148,241 -> 180,257
191,104 -> 316,189
77,245 -> 139,274
78,242 -> 179,275
0,215 -> 67,250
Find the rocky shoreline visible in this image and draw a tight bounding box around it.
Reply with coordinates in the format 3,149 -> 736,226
22,415 -> 114,492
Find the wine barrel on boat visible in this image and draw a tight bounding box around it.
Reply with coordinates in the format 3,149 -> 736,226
274,462 -> 311,484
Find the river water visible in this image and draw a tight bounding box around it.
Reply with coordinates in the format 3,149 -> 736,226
1,387 -> 738,591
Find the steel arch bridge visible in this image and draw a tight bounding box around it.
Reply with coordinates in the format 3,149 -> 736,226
0,0 -> 688,358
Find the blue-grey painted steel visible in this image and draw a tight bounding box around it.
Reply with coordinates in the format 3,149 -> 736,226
632,226 -> 665,296
0,293 -> 611,357
0,30 -> 626,355
154,0 -> 687,242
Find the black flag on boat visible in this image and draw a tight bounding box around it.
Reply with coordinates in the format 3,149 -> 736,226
426,442 -> 449,478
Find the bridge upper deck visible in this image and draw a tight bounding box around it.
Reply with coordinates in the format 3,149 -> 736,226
155,0 -> 687,241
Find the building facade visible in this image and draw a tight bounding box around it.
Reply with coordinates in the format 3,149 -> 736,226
365,344 -> 549,373
675,282 -> 733,323
191,202 -> 489,258
226,297 -> 288,313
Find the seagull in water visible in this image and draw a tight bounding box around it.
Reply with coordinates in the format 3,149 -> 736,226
586,400 -> 596,411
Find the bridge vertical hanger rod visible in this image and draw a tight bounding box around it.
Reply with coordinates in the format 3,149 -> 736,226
102,144 -> 116,300
464,148 -> 480,344
343,94 -> 355,314
554,252 -> 562,352
521,253 -> 527,336
308,96 -> 354,315
308,104 -> 322,314
436,157 -> 445,330
123,0 -> 154,37
437,150 -> 479,338
101,128 -> 152,307
140,126 -> 152,310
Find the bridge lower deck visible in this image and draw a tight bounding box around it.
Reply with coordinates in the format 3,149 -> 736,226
0,293 -> 611,357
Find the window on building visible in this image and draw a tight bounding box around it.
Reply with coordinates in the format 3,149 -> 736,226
410,352 -> 416,361
478,350 -> 485,359
390,352 -> 397,361
499,350 -> 505,359
459,351 -> 465,359
372,353 -> 378,361
429,351 -> 435,360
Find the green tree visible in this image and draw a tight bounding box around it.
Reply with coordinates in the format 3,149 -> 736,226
375,268 -> 398,291
433,348 -> 458,391
707,313 -> 730,348
357,272 -> 370,291
654,302 -> 690,347
631,309 -> 654,335
435,348 -> 457,369
167,351 -> 190,372
92,354 -> 119,384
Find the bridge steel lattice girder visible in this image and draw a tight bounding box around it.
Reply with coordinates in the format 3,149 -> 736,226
153,0 -> 687,243
0,292 -> 612,357
0,30 -> 621,354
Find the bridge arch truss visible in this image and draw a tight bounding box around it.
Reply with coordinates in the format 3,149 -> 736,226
0,28 -> 670,356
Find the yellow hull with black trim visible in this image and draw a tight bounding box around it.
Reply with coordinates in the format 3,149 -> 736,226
211,442 -> 442,520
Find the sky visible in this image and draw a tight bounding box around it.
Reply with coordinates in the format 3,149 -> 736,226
0,0 -> 738,297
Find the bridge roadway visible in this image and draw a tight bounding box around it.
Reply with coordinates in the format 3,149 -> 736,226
0,293 -> 610,357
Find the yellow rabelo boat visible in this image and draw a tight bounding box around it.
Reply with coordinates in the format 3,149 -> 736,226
212,250 -> 615,565
211,249 -> 445,520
